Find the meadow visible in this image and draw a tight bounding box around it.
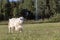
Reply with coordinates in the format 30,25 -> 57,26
0,23 -> 60,40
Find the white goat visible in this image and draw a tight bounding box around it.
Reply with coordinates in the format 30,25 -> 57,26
8,17 -> 24,33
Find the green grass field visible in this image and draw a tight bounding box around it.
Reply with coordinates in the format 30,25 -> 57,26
0,23 -> 60,40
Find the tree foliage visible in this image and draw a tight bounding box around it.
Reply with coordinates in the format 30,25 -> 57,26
0,0 -> 60,21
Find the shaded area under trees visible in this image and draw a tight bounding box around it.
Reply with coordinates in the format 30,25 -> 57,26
0,0 -> 60,21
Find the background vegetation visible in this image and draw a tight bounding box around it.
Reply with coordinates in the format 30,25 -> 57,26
0,0 -> 60,22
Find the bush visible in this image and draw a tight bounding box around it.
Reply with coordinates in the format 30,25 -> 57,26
0,14 -> 4,21
49,14 -> 60,22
